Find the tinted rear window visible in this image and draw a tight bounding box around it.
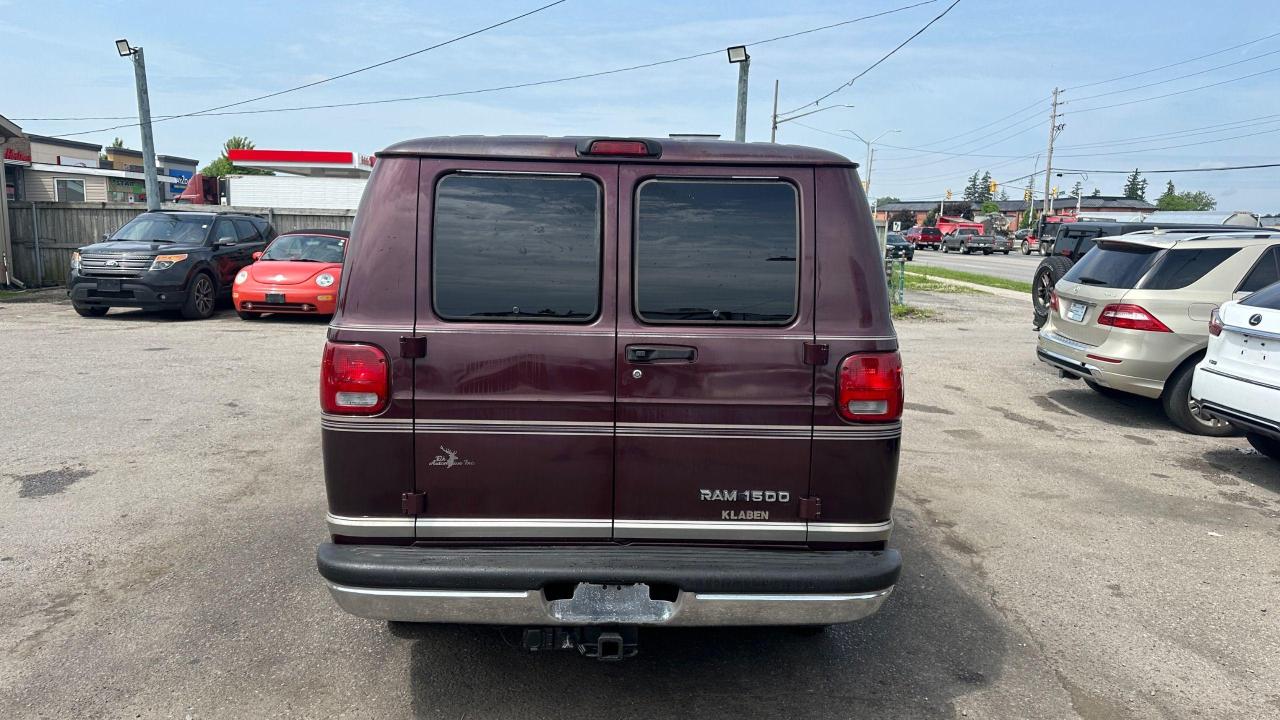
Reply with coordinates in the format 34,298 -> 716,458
1239,246 -> 1280,294
1139,248 -> 1240,290
1062,243 -> 1162,289
1243,279 -> 1280,309
432,173 -> 601,322
635,179 -> 798,324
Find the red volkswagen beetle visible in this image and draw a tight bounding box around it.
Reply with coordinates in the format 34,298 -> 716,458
232,229 -> 348,319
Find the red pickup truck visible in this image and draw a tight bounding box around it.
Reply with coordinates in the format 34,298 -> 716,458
904,225 -> 942,250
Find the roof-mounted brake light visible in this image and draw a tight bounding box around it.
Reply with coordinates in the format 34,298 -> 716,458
578,139 -> 661,157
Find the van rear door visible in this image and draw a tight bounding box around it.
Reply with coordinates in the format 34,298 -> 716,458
612,166 -> 815,543
411,161 -> 618,540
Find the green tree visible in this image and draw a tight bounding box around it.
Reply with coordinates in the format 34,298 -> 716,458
1122,168 -> 1148,201
924,209 -> 938,227
200,136 -> 272,177
1156,180 -> 1216,210
1070,181 -> 1083,198
997,188 -> 1009,202
976,171 -> 994,203
1090,187 -> 1102,197
962,172 -> 981,203
874,196 -> 901,207
980,200 -> 1000,215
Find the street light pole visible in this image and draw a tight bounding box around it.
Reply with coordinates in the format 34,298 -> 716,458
118,40 -> 160,210
770,79 -> 780,143
842,128 -> 900,197
725,46 -> 751,142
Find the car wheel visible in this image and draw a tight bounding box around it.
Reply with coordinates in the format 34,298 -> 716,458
1032,256 -> 1074,329
1003,250 -> 1010,255
984,250 -> 993,255
962,246 -> 970,254
1021,242 -> 1029,254
237,310 -> 262,320
1245,433 -> 1280,461
1162,362 -> 1236,437
180,273 -> 217,320
73,304 -> 108,317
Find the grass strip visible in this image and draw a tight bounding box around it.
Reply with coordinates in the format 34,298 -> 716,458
909,264 -> 1032,294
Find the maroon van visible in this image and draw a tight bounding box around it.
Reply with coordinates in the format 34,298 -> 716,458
316,136 -> 903,658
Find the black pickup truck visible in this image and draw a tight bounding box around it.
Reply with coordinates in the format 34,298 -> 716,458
68,211 -> 274,319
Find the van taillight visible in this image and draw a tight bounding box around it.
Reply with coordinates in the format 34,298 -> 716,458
837,352 -> 904,423
321,341 -> 389,415
1209,308 -> 1223,337
1098,303 -> 1172,332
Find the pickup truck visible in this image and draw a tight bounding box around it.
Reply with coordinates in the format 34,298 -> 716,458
941,228 -> 995,254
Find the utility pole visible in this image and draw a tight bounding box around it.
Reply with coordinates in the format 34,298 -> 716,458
1041,87 -> 1064,221
770,80 -> 780,142
119,40 -> 161,210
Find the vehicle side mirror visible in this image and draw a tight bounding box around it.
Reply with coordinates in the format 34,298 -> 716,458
216,236 -> 236,247
252,251 -> 263,261
102,232 -> 111,241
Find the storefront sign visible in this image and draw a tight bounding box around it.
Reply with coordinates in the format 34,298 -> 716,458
2,135 -> 32,165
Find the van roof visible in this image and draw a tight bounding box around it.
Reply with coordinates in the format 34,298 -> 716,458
379,135 -> 856,167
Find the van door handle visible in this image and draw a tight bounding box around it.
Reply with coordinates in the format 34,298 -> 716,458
626,345 -> 696,363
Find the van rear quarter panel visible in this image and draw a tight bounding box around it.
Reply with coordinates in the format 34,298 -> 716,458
812,167 -> 900,526
323,158 -> 419,519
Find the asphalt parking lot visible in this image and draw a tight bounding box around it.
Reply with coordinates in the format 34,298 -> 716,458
910,246 -> 1042,282
2,292 -> 1277,719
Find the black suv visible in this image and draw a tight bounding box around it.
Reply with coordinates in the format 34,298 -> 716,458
1030,221 -> 1240,328
68,211 -> 274,319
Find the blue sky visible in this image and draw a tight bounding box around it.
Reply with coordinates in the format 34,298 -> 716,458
4,0 -> 1277,210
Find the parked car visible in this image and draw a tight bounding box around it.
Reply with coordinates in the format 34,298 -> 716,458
905,225 -> 943,250
1192,280 -> 1280,461
314,136 -> 904,657
232,229 -> 349,319
941,228 -> 994,254
885,232 -> 915,261
1037,229 -> 1280,435
68,211 -> 274,319
1030,221 -> 1257,329
991,234 -> 1013,254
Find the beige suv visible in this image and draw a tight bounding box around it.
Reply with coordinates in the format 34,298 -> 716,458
1037,230 -> 1280,435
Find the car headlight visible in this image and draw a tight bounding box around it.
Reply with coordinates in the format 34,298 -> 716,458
149,254 -> 188,271
235,270 -> 248,285
316,273 -> 335,288
71,251 -> 81,270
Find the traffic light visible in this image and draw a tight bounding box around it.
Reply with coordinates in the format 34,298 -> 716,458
945,189 -> 952,200
989,181 -> 998,194
1023,188 -> 1033,201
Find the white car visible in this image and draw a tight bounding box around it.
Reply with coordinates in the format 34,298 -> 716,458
1192,280 -> 1280,461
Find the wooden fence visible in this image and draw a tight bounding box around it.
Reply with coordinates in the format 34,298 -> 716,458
6,201 -> 357,286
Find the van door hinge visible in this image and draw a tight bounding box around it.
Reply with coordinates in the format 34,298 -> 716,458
399,336 -> 428,359
803,342 -> 829,366
798,497 -> 822,520
401,492 -> 427,515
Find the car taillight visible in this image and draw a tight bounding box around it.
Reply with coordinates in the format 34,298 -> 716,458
838,352 -> 904,423
1049,290 -> 1059,313
1098,303 -> 1172,333
321,341 -> 389,414
1209,308 -> 1223,337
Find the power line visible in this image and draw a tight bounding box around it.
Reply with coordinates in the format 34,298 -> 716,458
898,96 -> 1048,150
1063,30 -> 1280,91
29,0 -> 937,136
1056,125 -> 1280,158
1065,65 -> 1280,115
1056,113 -> 1280,150
778,0 -> 961,116
39,0 -> 569,137
1055,162 -> 1280,174
1065,46 -> 1280,104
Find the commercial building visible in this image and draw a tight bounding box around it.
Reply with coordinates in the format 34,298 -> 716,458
102,146 -> 199,201
0,113 -> 24,285
874,196 -> 1157,230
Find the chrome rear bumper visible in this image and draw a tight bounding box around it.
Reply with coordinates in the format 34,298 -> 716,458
326,582 -> 894,627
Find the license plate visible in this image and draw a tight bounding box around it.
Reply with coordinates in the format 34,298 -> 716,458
546,583 -> 675,624
265,292 -> 285,304
1067,301 -> 1087,322
97,278 -> 120,292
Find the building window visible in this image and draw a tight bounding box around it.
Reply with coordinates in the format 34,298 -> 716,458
55,178 -> 86,202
